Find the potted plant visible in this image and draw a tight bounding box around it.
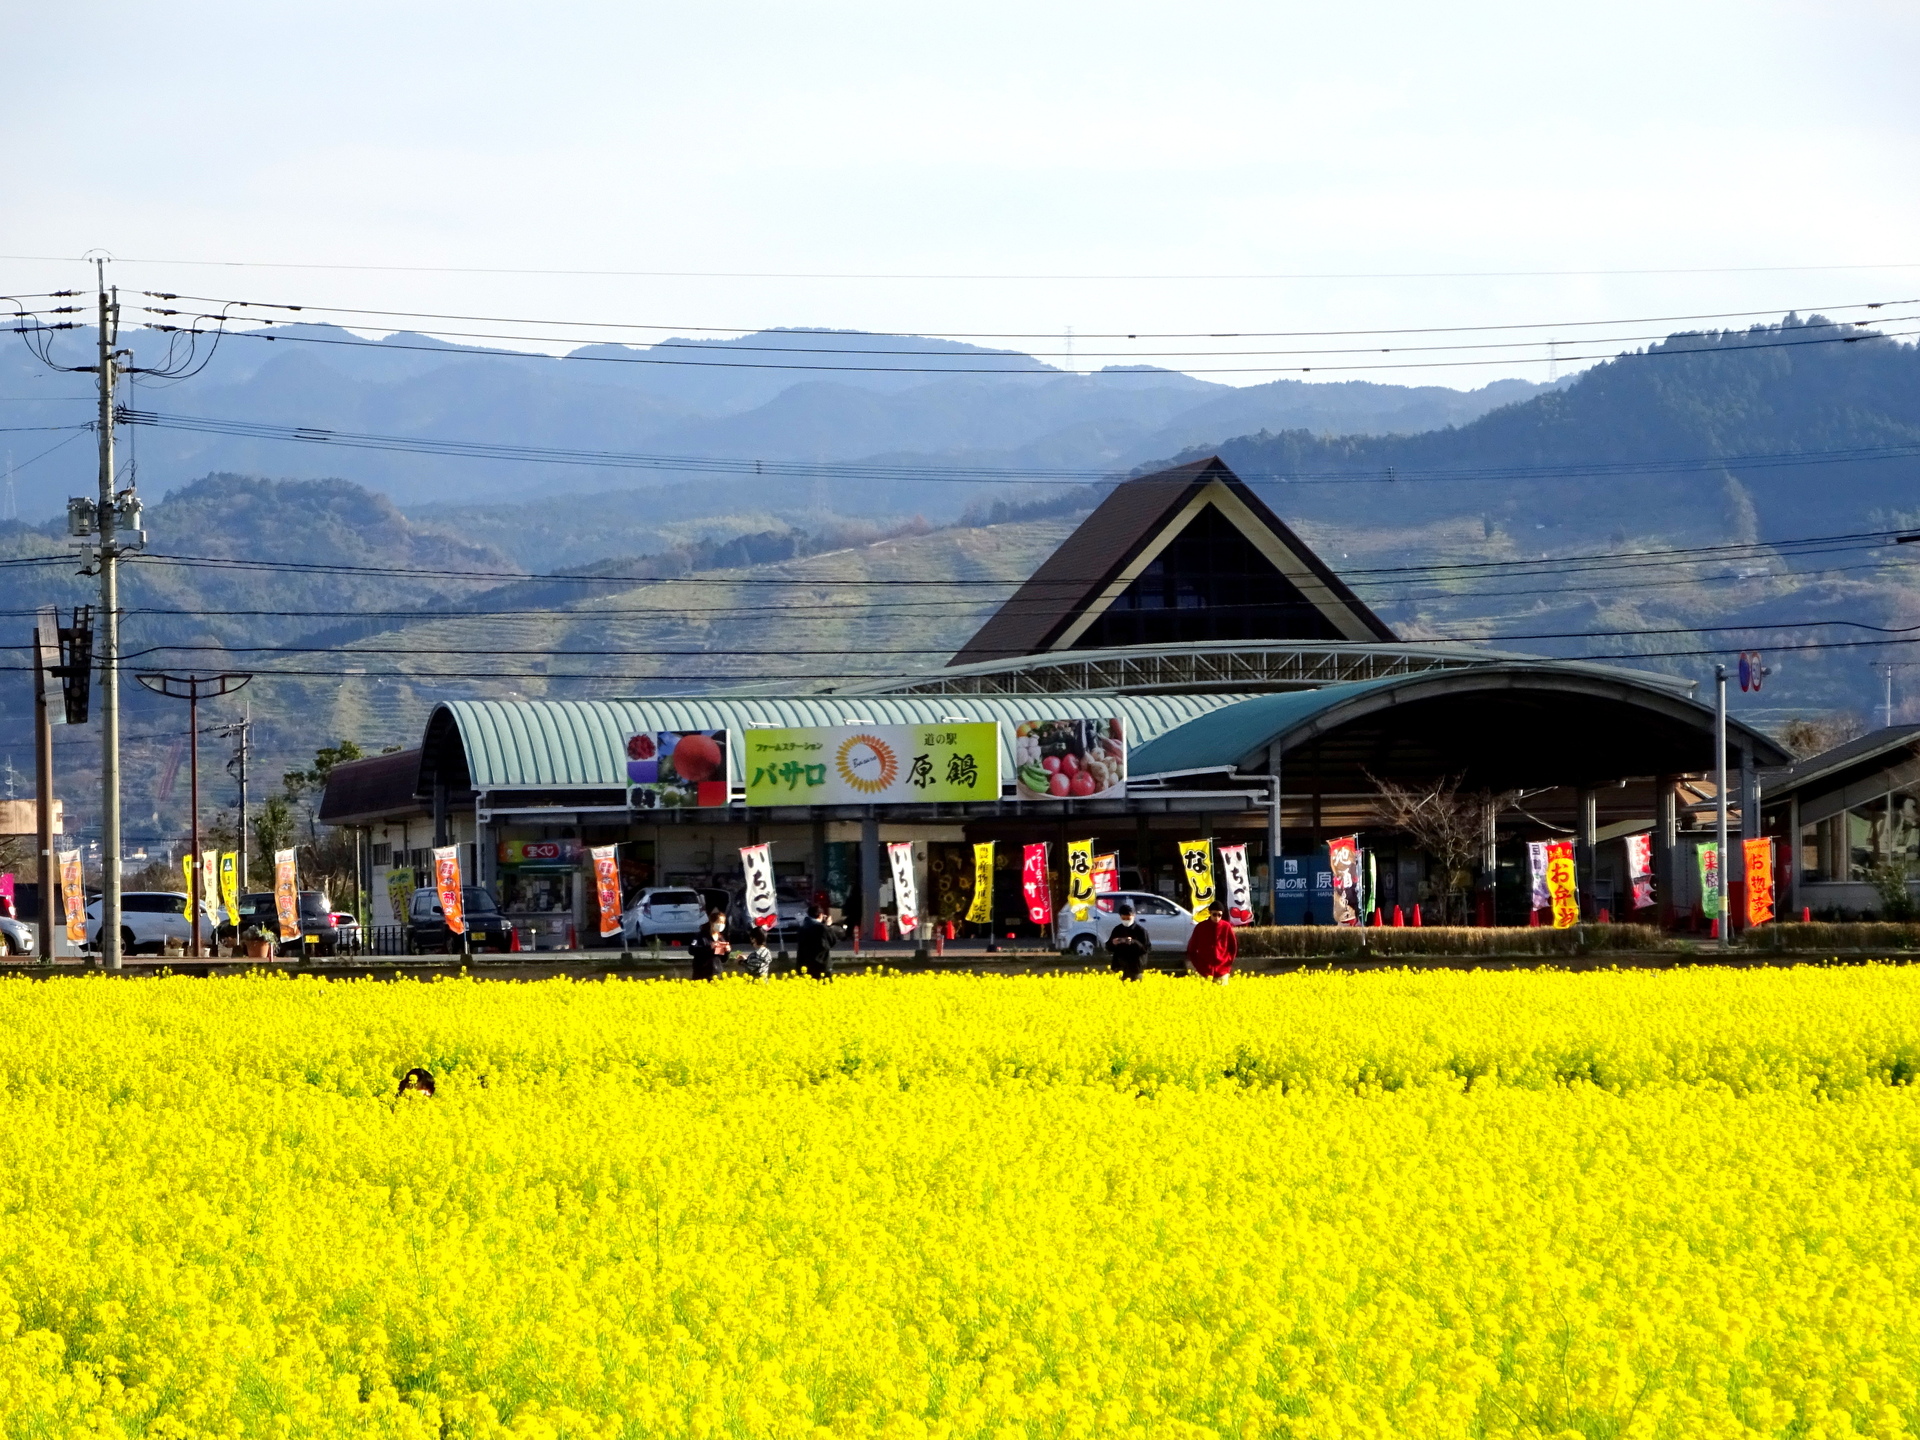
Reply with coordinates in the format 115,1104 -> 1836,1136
242,924 -> 276,960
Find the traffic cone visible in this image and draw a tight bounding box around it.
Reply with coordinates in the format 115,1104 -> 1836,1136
509,926 -> 521,953
1411,905 -> 1422,928
1801,906 -> 1811,923
1709,918 -> 1720,939
1597,907 -> 1610,925
1391,905 -> 1404,927
944,919 -> 956,940
873,916 -> 889,943
1370,908 -> 1382,926
1528,908 -> 1540,927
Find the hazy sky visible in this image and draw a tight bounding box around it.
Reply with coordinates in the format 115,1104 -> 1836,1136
2,1 -> 1916,385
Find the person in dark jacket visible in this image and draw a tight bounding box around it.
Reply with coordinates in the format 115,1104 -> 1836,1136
796,904 -> 834,980
1104,902 -> 1152,981
688,909 -> 731,981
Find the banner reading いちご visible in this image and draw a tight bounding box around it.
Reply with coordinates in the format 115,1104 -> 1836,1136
1218,843 -> 1253,925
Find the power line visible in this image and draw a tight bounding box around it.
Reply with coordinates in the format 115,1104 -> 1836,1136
139,290 -> 1920,342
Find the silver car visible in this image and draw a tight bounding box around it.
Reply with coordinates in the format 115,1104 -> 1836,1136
1055,890 -> 1199,957
0,914 -> 35,958
86,891 -> 195,955
623,887 -> 709,943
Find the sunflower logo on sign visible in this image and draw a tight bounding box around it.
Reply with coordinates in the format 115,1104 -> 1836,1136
836,733 -> 898,794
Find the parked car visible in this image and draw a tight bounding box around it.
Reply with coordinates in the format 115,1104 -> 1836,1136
0,913 -> 35,958
406,886 -> 514,954
85,891 -> 193,955
1054,890 -> 1198,958
219,891 -> 354,956
622,887 -> 708,943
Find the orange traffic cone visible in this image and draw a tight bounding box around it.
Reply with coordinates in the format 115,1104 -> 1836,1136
1801,906 -> 1811,922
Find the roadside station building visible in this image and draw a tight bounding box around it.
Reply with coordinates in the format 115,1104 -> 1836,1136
320,457 -> 1788,946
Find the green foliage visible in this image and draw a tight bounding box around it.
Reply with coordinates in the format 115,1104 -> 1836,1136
253,794 -> 296,861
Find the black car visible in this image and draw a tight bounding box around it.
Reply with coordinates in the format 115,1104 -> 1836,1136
406,886 -> 514,954
219,890 -> 352,956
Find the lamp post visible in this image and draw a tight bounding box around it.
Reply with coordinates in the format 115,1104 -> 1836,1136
133,672 -> 252,956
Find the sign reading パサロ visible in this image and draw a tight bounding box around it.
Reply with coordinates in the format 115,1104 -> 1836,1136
1012,718 -> 1126,800
744,723 -> 999,806
626,731 -> 730,808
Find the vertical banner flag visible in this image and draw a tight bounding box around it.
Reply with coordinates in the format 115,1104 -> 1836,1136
1326,836 -> 1359,926
385,868 -> 415,928
1218,843 -> 1253,925
202,851 -> 221,927
1744,837 -> 1775,927
1065,838 -> 1096,921
1091,853 -> 1118,894
1527,841 -> 1550,911
1625,834 -> 1655,911
590,844 -> 623,937
887,842 -> 919,935
432,845 -> 465,936
273,848 -> 300,942
181,855 -> 194,915
219,852 -> 239,927
1697,842 -> 1721,919
59,848 -> 85,944
1177,839 -> 1216,921
739,842 -> 779,930
966,842 -> 995,924
1364,850 -> 1377,919
1545,839 -> 1579,929
1021,843 -> 1053,926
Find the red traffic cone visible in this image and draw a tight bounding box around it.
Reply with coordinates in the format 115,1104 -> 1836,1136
944,919 -> 956,940
873,916 -> 889,943
1801,906 -> 1811,923
1709,918 -> 1720,939
1391,904 -> 1404,927
1411,904 -> 1423,928
1597,907 -> 1610,925
509,925 -> 522,952
1528,908 -> 1540,927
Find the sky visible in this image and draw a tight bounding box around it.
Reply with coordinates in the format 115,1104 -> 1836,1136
1,0 -> 1917,386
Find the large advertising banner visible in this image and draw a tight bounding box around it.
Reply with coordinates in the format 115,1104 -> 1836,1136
1012,718 -> 1127,800
1178,839 -> 1216,922
273,849 -> 300,942
967,842 -> 995,924
433,846 -> 465,936
1219,843 -> 1253,926
590,844 -> 623,937
1744,837 -> 1775,927
739,843 -> 778,930
1021,843 -> 1052,926
58,849 -> 85,944
744,723 -> 999,807
887,842 -> 919,934
1545,839 -> 1578,929
1326,835 -> 1360,926
627,731 -> 730,808
1064,838 -> 1096,921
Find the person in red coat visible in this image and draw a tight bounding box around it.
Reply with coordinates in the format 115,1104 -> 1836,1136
1185,912 -> 1237,984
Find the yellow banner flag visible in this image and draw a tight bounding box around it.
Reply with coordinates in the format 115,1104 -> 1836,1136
220,852 -> 240,927
1178,838 -> 1216,921
1065,838 -> 1096,920
966,842 -> 994,924
181,854 -> 194,913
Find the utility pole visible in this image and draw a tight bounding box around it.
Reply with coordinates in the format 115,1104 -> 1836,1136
221,716 -> 250,889
1715,663 -> 1729,952
33,615 -> 58,958
96,269 -> 122,968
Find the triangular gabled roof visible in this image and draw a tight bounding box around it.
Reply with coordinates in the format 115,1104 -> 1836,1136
949,456 -> 1396,666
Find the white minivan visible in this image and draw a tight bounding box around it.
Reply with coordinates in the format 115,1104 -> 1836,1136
85,891 -> 194,954
1055,890 -> 1198,957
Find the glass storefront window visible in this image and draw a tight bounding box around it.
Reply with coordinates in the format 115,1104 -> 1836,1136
499,871 -> 574,913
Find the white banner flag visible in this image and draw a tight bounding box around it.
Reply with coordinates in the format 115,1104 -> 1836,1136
201,851 -> 221,926
1528,841 -> 1550,910
1218,843 -> 1253,925
739,842 -> 778,929
887,841 -> 919,935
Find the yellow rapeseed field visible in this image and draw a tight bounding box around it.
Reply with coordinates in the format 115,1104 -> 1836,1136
2,966 -> 1918,1440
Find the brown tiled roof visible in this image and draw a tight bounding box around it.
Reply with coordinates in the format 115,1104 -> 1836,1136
948,456 -> 1395,665
317,748 -> 425,824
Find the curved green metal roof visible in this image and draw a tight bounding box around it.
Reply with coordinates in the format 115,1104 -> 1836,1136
1129,679 -> 1398,776
433,693 -> 1253,791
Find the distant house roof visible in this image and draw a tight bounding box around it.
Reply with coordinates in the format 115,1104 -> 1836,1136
948,456 -> 1396,665
316,748 -> 425,825
1759,725 -> 1920,800
416,693 -> 1253,794
1130,664 -> 1789,789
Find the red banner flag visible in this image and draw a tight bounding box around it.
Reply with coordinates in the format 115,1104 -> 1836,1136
433,846 -> 465,936
1545,839 -> 1578,929
1021,843 -> 1053,926
590,844 -> 622,937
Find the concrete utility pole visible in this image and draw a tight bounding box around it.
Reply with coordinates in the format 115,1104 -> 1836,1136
95,268 -> 123,969
1715,664 -> 1730,952
222,716 -> 250,889
33,613 -> 58,957
135,672 -> 253,957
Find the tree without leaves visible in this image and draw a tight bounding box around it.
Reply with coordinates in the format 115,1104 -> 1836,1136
1363,771 -> 1516,924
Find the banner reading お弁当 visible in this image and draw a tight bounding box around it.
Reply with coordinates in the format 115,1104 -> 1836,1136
1545,839 -> 1578,928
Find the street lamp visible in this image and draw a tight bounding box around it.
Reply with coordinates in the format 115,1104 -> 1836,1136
133,672 -> 252,957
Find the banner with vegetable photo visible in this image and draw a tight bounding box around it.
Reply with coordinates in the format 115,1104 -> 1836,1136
1012,718 -> 1126,800
626,730 -> 731,808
